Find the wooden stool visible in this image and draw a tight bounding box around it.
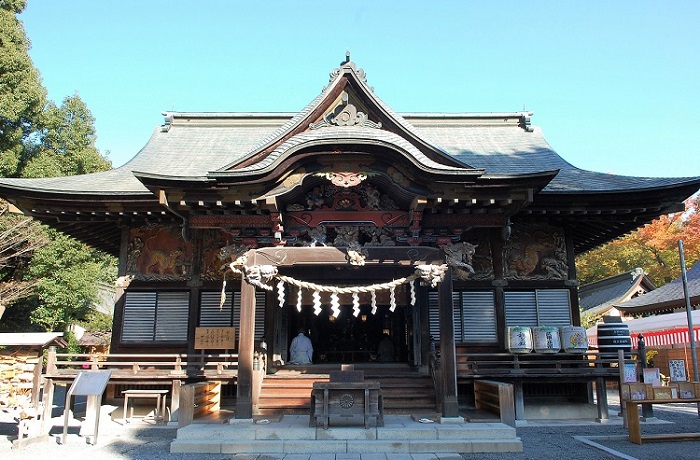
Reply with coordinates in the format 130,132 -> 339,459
122,389 -> 168,424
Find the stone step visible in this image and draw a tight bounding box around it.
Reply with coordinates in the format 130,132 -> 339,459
171,415 -> 522,454
171,438 -> 524,454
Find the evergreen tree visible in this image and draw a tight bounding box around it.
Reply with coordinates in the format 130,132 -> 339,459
0,1 -> 116,334
22,94 -> 112,178
0,0 -> 47,177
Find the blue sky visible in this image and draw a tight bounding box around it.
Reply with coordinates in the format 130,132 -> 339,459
19,1 -> 700,177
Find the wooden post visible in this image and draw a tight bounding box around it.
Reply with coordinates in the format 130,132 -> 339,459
170,379 -> 181,423
40,347 -> 57,433
438,266 -> 459,417
419,284 -> 431,368
40,379 -> 55,435
513,379 -> 525,420
31,350 -> 42,408
411,291 -> 422,367
235,250 -> 257,419
595,377 -> 609,422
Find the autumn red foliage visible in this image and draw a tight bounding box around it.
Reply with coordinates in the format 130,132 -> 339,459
576,194 -> 700,286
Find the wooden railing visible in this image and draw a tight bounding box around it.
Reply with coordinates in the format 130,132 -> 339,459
41,351 -> 239,425
178,381 -> 222,427
456,351 -> 625,379
45,351 -> 239,379
473,380 -> 516,427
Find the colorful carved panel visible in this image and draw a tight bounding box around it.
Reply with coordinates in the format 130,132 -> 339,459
441,231 -> 494,281
200,230 -> 248,281
284,180 -> 409,246
503,224 -> 568,280
126,225 -> 193,281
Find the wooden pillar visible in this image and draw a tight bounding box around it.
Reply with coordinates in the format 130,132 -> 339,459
170,379 -> 182,423
411,290 -> 422,367
31,349 -> 43,408
40,348 -> 57,434
235,251 -> 257,419
438,267 -> 459,417
419,285 -> 431,367
514,379 -> 525,420
187,230 -> 203,355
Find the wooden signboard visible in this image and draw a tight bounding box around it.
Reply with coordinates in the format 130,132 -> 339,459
623,363 -> 637,383
669,359 -> 687,382
621,383 -> 651,401
643,368 -> 661,387
194,327 -> 236,350
678,382 -> 700,399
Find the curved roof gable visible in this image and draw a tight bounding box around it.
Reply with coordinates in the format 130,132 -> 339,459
219,56 -> 478,177
579,268 -> 656,317
615,261 -> 700,313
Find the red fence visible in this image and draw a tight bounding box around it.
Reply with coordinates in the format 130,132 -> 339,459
589,327 -> 700,348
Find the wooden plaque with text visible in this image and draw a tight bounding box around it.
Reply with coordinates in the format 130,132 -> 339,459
194,327 -> 236,350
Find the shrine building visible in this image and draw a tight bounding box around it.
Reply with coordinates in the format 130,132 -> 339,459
1,57 -> 699,420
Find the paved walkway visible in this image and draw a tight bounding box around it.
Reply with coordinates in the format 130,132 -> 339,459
2,395 -> 700,459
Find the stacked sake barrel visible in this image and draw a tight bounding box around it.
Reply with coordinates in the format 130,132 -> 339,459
507,325 -> 588,354
596,319 -> 632,359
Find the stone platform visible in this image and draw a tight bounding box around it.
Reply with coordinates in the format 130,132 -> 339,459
170,415 -> 522,454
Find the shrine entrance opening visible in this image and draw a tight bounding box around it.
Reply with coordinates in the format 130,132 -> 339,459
287,303 -> 412,365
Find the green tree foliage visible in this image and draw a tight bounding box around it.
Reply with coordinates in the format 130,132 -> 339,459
27,229 -> 116,332
0,2 -> 116,335
576,195 -> 700,286
0,0 -> 47,177
22,94 -> 111,177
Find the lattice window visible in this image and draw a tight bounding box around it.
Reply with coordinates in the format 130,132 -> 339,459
199,290 -> 266,342
122,291 -> 189,342
429,290 -> 497,343
504,289 -> 571,327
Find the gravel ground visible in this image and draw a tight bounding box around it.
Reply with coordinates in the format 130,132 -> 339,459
1,396 -> 699,460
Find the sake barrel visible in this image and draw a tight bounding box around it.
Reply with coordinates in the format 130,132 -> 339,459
532,326 -> 561,353
596,322 -> 632,358
560,325 -> 588,354
507,326 -> 533,354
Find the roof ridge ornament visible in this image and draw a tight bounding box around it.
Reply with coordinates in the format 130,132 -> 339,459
309,91 -> 382,130
518,113 -> 534,132
328,51 -> 368,84
161,112 -> 173,133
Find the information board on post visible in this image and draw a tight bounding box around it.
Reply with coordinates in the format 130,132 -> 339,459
62,370 -> 112,446
69,370 -> 112,396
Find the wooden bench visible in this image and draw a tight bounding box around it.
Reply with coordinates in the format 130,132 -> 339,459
624,397 -> 700,444
473,380 -> 516,427
310,381 -> 383,429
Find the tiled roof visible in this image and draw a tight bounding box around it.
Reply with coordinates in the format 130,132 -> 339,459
578,269 -> 655,317
0,114 -> 696,195
5,58 -> 695,196
416,124 -> 700,192
615,261 -> 700,311
229,126 -> 471,175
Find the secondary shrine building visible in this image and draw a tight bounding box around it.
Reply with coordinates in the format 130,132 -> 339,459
2,58 -> 699,419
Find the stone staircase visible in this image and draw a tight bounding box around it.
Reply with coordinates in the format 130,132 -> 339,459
170,414 -> 523,454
